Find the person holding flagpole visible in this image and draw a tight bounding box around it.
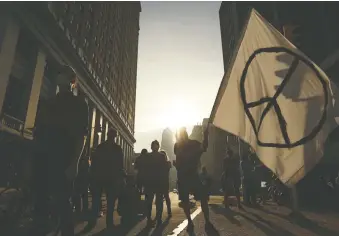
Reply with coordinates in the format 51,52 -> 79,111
174,127 -> 215,233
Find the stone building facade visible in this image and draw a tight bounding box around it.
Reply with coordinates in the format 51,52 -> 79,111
0,2 -> 141,177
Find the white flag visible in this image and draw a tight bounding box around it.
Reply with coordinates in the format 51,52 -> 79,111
210,9 -> 339,186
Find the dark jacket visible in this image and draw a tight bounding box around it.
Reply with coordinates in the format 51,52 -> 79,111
34,91 -> 88,178
134,153 -> 147,183
143,151 -> 168,190
174,139 -> 203,178
91,140 -> 124,183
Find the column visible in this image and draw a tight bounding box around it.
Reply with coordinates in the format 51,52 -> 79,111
24,50 -> 47,138
104,121 -> 109,141
0,16 -> 20,115
90,108 -> 96,149
98,114 -> 103,145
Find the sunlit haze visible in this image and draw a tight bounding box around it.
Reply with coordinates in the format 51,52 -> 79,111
134,1 -> 223,151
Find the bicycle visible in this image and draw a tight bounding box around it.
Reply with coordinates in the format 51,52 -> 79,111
0,161 -> 33,232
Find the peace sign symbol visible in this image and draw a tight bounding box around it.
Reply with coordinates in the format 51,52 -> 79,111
239,47 -> 328,148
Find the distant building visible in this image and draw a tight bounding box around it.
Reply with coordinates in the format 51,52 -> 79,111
190,123 -> 203,142
161,128 -> 175,161
161,128 -> 176,189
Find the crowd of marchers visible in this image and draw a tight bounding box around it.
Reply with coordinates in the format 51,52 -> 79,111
134,128 -> 215,232
28,64 -> 216,236
27,64 -> 288,236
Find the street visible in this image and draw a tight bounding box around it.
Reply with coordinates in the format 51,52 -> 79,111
72,192 -> 196,236
70,194 -> 339,236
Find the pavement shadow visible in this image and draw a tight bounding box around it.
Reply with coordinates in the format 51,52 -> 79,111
135,224 -> 153,236
150,216 -> 171,236
210,204 -> 241,226
205,223 -> 220,236
88,215 -> 145,236
237,211 -> 296,236
118,215 -> 146,235
256,207 -> 339,236
76,221 -> 96,236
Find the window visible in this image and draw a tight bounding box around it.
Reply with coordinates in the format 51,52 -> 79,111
86,21 -> 91,30
83,38 -> 87,47
3,30 -> 38,122
63,3 -> 69,13
79,4 -> 84,13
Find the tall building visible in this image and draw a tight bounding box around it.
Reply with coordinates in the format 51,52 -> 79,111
219,2 -> 277,73
219,2 -> 339,82
0,2 -> 141,174
161,128 -> 175,161
161,128 -> 176,189
190,123 -> 203,142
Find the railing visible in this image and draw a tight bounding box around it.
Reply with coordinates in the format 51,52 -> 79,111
0,113 -> 24,135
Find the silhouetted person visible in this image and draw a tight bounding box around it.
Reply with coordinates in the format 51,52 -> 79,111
134,148 -> 148,195
160,150 -> 172,217
32,65 -> 88,236
144,140 -> 168,227
89,128 -> 124,230
242,151 -> 258,206
221,149 -> 241,209
174,127 -> 213,233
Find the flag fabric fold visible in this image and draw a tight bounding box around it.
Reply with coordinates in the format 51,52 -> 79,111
210,9 -> 339,186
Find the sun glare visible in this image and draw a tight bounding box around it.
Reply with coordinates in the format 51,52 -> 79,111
159,98 -> 199,130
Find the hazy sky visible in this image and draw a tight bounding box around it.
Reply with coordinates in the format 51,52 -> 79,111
135,1 -> 224,138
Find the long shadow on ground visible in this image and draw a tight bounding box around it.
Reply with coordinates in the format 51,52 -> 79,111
210,204 -> 296,236
255,206 -> 339,236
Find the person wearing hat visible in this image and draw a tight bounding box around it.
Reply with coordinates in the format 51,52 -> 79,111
32,65 -> 89,236
89,128 -> 124,230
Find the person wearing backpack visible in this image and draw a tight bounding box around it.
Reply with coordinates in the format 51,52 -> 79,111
32,65 -> 88,236
89,128 -> 124,230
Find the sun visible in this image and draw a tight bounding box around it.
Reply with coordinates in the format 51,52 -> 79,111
159,98 -> 199,130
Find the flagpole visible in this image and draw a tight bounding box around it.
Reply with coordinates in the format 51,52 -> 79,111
291,185 -> 299,214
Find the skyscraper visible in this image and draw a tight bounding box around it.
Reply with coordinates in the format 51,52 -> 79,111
161,127 -> 175,161
219,2 -> 339,82
161,127 -> 176,189
0,2 -> 141,172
